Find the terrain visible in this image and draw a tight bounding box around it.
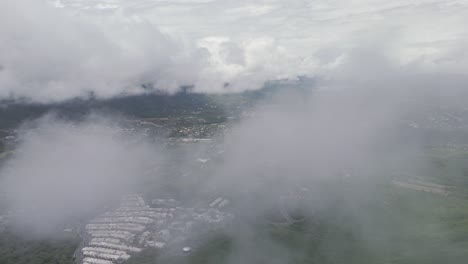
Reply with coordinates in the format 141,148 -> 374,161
2,87 -> 468,264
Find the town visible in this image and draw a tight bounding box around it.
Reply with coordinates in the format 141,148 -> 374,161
79,194 -> 232,264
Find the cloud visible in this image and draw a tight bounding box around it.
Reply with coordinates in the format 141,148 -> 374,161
0,114 -> 160,232
0,0 -> 189,102
0,44 -> 467,258
1,0 -> 467,102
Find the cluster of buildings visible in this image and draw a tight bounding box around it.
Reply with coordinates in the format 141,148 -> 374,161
81,194 -> 149,264
80,194 -> 232,264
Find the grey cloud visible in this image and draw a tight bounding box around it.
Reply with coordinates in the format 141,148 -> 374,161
1,0 -> 467,102
0,114 -> 160,233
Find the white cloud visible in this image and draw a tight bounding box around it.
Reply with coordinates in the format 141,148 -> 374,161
0,0 -> 467,102
0,114 -> 160,231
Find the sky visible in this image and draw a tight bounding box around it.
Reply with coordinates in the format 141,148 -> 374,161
1,0 -> 467,102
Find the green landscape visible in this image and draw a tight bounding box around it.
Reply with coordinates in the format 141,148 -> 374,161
1,93 -> 468,264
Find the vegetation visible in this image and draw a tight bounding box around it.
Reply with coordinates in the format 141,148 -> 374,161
0,229 -> 79,264
2,85 -> 468,263
124,233 -> 232,264
123,181 -> 468,264
3,183 -> 468,264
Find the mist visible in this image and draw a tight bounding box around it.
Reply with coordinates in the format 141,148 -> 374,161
0,114 -> 160,233
1,75 -> 467,261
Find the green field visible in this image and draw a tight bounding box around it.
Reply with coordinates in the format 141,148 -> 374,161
122,181 -> 468,264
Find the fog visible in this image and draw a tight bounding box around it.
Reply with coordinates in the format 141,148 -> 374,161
0,73 -> 467,260
0,114 -> 160,233
206,91 -> 466,263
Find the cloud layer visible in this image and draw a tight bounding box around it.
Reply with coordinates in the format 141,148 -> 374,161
1,0 -> 467,102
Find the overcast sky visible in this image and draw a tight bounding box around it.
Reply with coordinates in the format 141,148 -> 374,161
1,0 -> 467,102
